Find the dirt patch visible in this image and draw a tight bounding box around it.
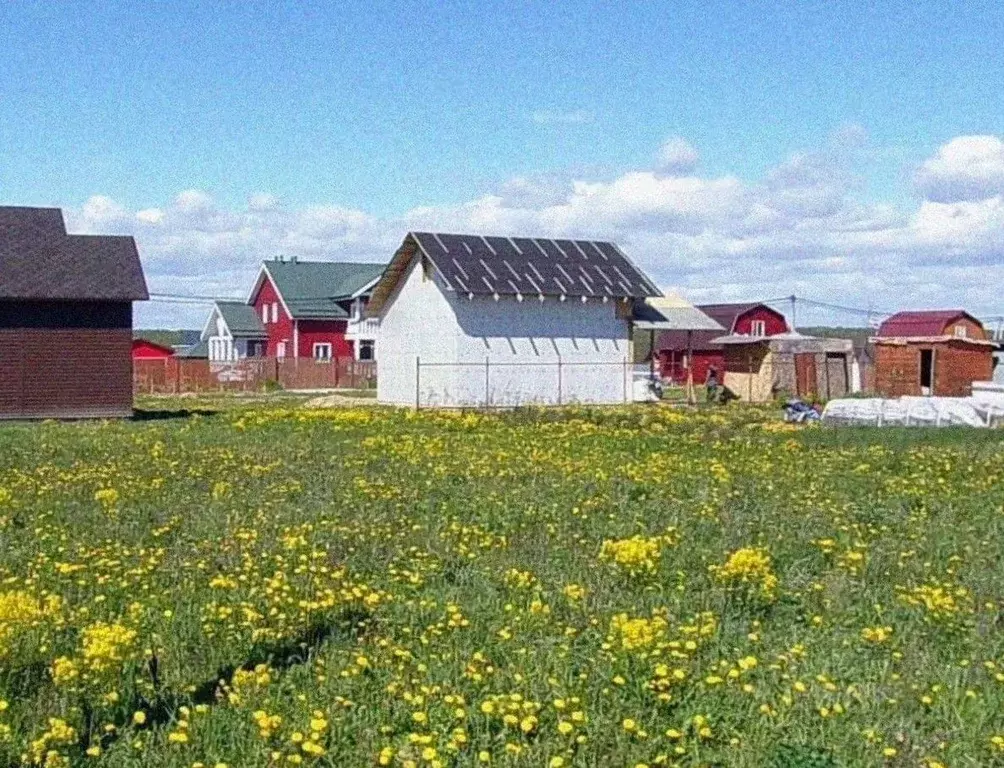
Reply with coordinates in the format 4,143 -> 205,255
303,393 -> 379,408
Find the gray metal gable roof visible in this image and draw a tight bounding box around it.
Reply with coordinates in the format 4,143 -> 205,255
410,232 -> 661,299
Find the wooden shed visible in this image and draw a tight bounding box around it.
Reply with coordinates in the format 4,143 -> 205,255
872,310 -> 994,397
713,332 -> 854,403
0,206 -> 148,419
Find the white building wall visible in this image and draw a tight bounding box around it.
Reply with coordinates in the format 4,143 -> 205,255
377,255 -> 632,407
377,256 -> 461,405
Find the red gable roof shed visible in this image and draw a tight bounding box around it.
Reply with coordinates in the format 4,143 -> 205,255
876,310 -> 982,338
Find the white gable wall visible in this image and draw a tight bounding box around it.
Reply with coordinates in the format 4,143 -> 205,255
377,255 -> 460,405
377,254 -> 632,406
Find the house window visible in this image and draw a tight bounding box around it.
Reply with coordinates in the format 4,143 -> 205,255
271,302 -> 278,323
313,342 -> 333,361
261,305 -> 268,324
954,325 -> 968,338
358,340 -> 375,361
276,341 -> 286,359
750,320 -> 766,337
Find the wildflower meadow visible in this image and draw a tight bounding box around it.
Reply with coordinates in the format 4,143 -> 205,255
1,401 -> 1004,767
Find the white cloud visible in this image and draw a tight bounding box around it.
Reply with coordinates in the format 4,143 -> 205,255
70,131 -> 1004,329
656,136 -> 699,175
248,193 -> 280,212
530,109 -> 593,125
915,135 -> 1004,202
136,208 -> 165,225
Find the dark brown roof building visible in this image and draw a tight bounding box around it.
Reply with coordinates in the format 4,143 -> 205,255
1,206 -> 148,418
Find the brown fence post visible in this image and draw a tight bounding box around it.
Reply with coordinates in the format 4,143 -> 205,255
747,347 -> 753,403
334,355 -> 340,388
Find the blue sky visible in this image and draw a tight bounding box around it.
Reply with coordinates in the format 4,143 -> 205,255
3,1 -> 1004,327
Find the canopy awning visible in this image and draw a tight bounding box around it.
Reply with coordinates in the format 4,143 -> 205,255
632,295 -> 724,332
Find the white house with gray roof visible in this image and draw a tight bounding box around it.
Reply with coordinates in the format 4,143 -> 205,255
198,300 -> 268,362
366,232 -> 661,407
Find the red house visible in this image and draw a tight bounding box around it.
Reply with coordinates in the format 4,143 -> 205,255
246,258 -> 386,361
132,338 -> 175,360
656,302 -> 789,384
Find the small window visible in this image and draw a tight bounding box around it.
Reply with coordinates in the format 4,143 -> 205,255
313,342 -> 333,361
750,320 -> 766,337
276,341 -> 286,359
271,302 -> 278,323
954,325 -> 968,338
261,305 -> 268,324
358,340 -> 375,361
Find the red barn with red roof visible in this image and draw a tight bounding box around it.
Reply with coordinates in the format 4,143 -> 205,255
655,302 -> 788,384
873,310 -> 994,396
132,339 -> 175,360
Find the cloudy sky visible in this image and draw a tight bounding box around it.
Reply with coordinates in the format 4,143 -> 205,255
2,1 -> 1003,328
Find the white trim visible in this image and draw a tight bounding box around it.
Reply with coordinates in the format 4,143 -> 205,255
349,275 -> 382,299
293,319 -> 299,358
247,264 -> 295,320
245,264 -> 270,304
312,342 -> 333,361
199,304 -> 222,341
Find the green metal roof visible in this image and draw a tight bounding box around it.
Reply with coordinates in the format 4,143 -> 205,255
176,340 -> 208,358
216,301 -> 266,337
265,260 -> 385,319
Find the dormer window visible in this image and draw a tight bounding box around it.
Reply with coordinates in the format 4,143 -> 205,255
750,320 -> 766,337
954,325 -> 968,338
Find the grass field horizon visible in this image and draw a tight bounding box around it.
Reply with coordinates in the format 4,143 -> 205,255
1,401 -> 1003,767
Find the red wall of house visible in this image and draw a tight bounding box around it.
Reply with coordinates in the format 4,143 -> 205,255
658,307 -> 788,383
251,274 -> 353,359
132,339 -> 174,360
251,276 -> 294,357
733,306 -> 789,336
296,320 -> 352,359
660,349 -> 723,385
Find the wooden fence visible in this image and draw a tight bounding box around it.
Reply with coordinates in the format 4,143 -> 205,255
134,357 -> 376,394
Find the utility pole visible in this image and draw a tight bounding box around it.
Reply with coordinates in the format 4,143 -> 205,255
789,295 -> 797,331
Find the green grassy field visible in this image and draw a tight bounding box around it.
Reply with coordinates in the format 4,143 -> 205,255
1,401 -> 1003,767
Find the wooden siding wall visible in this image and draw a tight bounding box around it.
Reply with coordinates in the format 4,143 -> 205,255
133,357 -> 376,394
874,341 -> 993,397
946,317 -> 988,341
0,301 -> 134,419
